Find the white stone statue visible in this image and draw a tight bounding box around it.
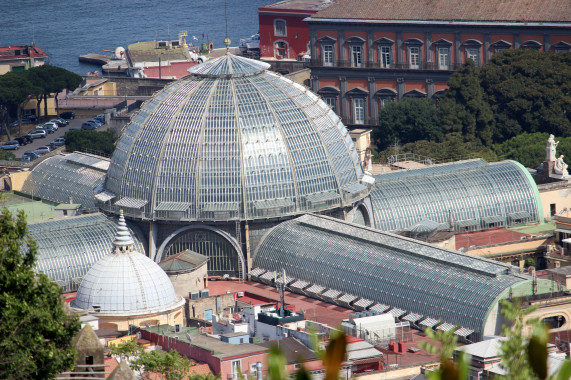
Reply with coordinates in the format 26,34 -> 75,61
546,134 -> 559,161
554,154 -> 569,176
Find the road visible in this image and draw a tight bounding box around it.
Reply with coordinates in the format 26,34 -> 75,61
11,116 -> 110,159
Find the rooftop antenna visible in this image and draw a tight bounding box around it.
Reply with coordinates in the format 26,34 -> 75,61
224,0 -> 231,54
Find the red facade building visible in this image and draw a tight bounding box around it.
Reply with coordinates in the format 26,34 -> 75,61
306,0 -> 571,127
258,0 -> 332,63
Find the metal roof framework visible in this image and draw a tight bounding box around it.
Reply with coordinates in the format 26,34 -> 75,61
103,54 -> 367,222
369,159 -> 542,232
21,153 -> 109,210
253,214 -> 531,341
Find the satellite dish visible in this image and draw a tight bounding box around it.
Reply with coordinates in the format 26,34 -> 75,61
114,46 -> 126,59
185,333 -> 192,342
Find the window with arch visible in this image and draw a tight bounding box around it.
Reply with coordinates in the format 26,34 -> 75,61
318,86 -> 340,114
375,37 -> 394,68
521,40 -> 542,51
433,39 -> 452,70
274,19 -> 286,37
491,40 -> 512,55
405,38 -> 423,69
464,39 -> 482,66
318,36 -> 336,66
275,41 -> 288,59
375,88 -> 397,110
346,37 -> 365,68
403,89 -> 427,99
553,41 -> 571,53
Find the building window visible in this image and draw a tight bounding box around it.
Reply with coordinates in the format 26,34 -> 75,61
492,40 -> 512,55
353,98 -> 365,124
521,40 -> 542,51
438,47 -> 449,69
466,48 -> 480,65
275,41 -> 288,59
351,45 -> 362,67
231,360 -> 241,380
380,46 -> 391,68
378,96 -> 394,110
323,44 -> 333,66
325,96 -> 337,113
274,19 -> 286,37
409,46 -> 420,69
464,40 -> 482,66
553,41 -> 571,53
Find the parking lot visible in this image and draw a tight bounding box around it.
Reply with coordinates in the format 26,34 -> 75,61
4,116 -> 110,159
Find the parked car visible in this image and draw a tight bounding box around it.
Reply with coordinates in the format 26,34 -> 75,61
0,140 -> 20,150
87,119 -> 103,127
15,136 -> 30,146
27,129 -> 47,139
43,121 -> 59,131
34,146 -> 51,155
49,118 -> 67,127
36,123 -> 57,134
95,114 -> 106,123
21,151 -> 41,161
50,137 -> 66,148
81,122 -> 98,130
59,111 -> 76,120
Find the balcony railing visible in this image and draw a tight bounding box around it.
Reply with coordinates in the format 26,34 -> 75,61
310,59 -> 462,71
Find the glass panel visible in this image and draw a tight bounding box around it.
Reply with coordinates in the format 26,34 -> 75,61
323,44 -> 333,66
438,48 -> 449,69
353,98 -> 365,124
351,45 -> 362,67
380,46 -> 391,68
409,47 -> 420,69
274,20 -> 286,37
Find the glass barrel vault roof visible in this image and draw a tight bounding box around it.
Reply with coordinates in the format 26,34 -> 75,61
29,213 -> 145,293
104,54 -> 365,221
369,159 -> 542,232
253,214 -> 532,340
21,153 -> 109,211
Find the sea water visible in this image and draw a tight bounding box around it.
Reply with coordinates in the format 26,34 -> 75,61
0,0 -> 267,75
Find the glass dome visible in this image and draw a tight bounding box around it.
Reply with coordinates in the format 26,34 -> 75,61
103,54 -> 366,221
71,212 -> 184,315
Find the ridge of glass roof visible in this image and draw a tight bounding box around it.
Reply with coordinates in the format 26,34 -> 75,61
188,54 -> 271,78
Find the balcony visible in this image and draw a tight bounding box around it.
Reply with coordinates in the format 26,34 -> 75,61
310,59 -> 462,71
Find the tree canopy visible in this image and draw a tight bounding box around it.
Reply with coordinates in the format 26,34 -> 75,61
373,97 -> 442,150
481,50 -> 571,142
439,60 -> 494,146
0,208 -> 80,379
0,65 -> 82,139
372,50 -> 571,163
64,129 -> 117,156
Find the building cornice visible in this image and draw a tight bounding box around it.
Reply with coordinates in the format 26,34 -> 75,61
305,17 -> 571,28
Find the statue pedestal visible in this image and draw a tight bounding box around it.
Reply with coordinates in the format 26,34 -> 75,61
538,160 -> 555,177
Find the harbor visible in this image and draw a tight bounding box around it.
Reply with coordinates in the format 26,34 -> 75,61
78,32 -> 255,79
